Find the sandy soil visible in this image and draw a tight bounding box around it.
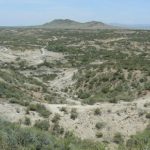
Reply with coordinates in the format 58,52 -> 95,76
0,46 -> 64,66
44,94 -> 150,143
0,101 -> 42,125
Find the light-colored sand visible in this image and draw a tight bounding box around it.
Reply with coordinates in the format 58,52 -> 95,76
44,94 -> 150,143
0,101 -> 42,125
0,46 -> 64,66
1,93 -> 149,145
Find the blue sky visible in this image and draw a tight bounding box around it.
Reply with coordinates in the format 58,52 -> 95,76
0,0 -> 150,26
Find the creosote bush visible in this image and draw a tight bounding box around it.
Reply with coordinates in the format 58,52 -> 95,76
94,108 -> 101,116
70,108 -> 78,120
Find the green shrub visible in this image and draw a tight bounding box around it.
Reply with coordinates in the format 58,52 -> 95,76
78,90 -> 90,99
145,82 -> 150,90
146,113 -> 150,119
28,104 -> 37,111
146,123 -> 150,130
34,120 -> 49,131
144,103 -> 150,108
24,117 -> 31,126
52,113 -> 61,123
52,122 -> 64,135
96,132 -> 103,138
125,129 -> 150,149
95,122 -> 105,130
113,133 -> 124,144
94,108 -> 101,116
70,108 -> 78,120
60,107 -> 68,114
28,104 -> 51,118
109,97 -> 118,103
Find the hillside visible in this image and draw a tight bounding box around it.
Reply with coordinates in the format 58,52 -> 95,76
0,28 -> 150,150
42,19 -> 115,29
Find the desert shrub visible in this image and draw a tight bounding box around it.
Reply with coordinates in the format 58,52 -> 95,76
146,123 -> 150,130
28,104 -> 51,118
42,74 -> 57,81
109,97 -> 118,103
144,102 -> 150,107
52,113 -> 61,123
60,107 -> 68,114
96,132 -> 103,138
113,133 -> 124,144
52,122 -> 64,135
24,117 -> 31,126
95,122 -> 105,130
70,108 -> 78,120
0,119 -> 55,150
94,108 -> 101,116
144,82 -> 150,90
78,91 -> 90,99
28,104 -> 37,111
9,98 -> 29,106
124,129 -> 150,150
34,120 -> 49,131
145,113 -> 150,119
0,81 -> 30,105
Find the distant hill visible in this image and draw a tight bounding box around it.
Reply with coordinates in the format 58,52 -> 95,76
41,19 -> 116,29
111,23 -> 150,30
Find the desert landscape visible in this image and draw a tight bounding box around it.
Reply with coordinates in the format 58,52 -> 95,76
0,23 -> 150,149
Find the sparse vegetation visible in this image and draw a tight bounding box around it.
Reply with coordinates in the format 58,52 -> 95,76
96,132 -> 103,138
24,117 -> 31,126
34,120 -> 49,131
145,113 -> 150,119
95,122 -> 105,130
94,108 -> 101,116
70,108 -> 78,120
60,107 -> 68,114
0,119 -> 105,150
113,133 -> 124,144
119,127 -> 150,150
28,104 -> 51,118
52,122 -> 64,135
52,113 -> 61,123
0,27 -> 150,150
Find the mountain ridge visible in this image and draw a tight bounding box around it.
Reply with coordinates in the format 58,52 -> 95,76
41,19 -> 116,29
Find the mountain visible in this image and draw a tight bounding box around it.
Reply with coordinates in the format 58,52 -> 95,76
41,19 -> 116,29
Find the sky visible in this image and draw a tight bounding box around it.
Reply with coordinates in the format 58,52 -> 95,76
0,0 -> 150,26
